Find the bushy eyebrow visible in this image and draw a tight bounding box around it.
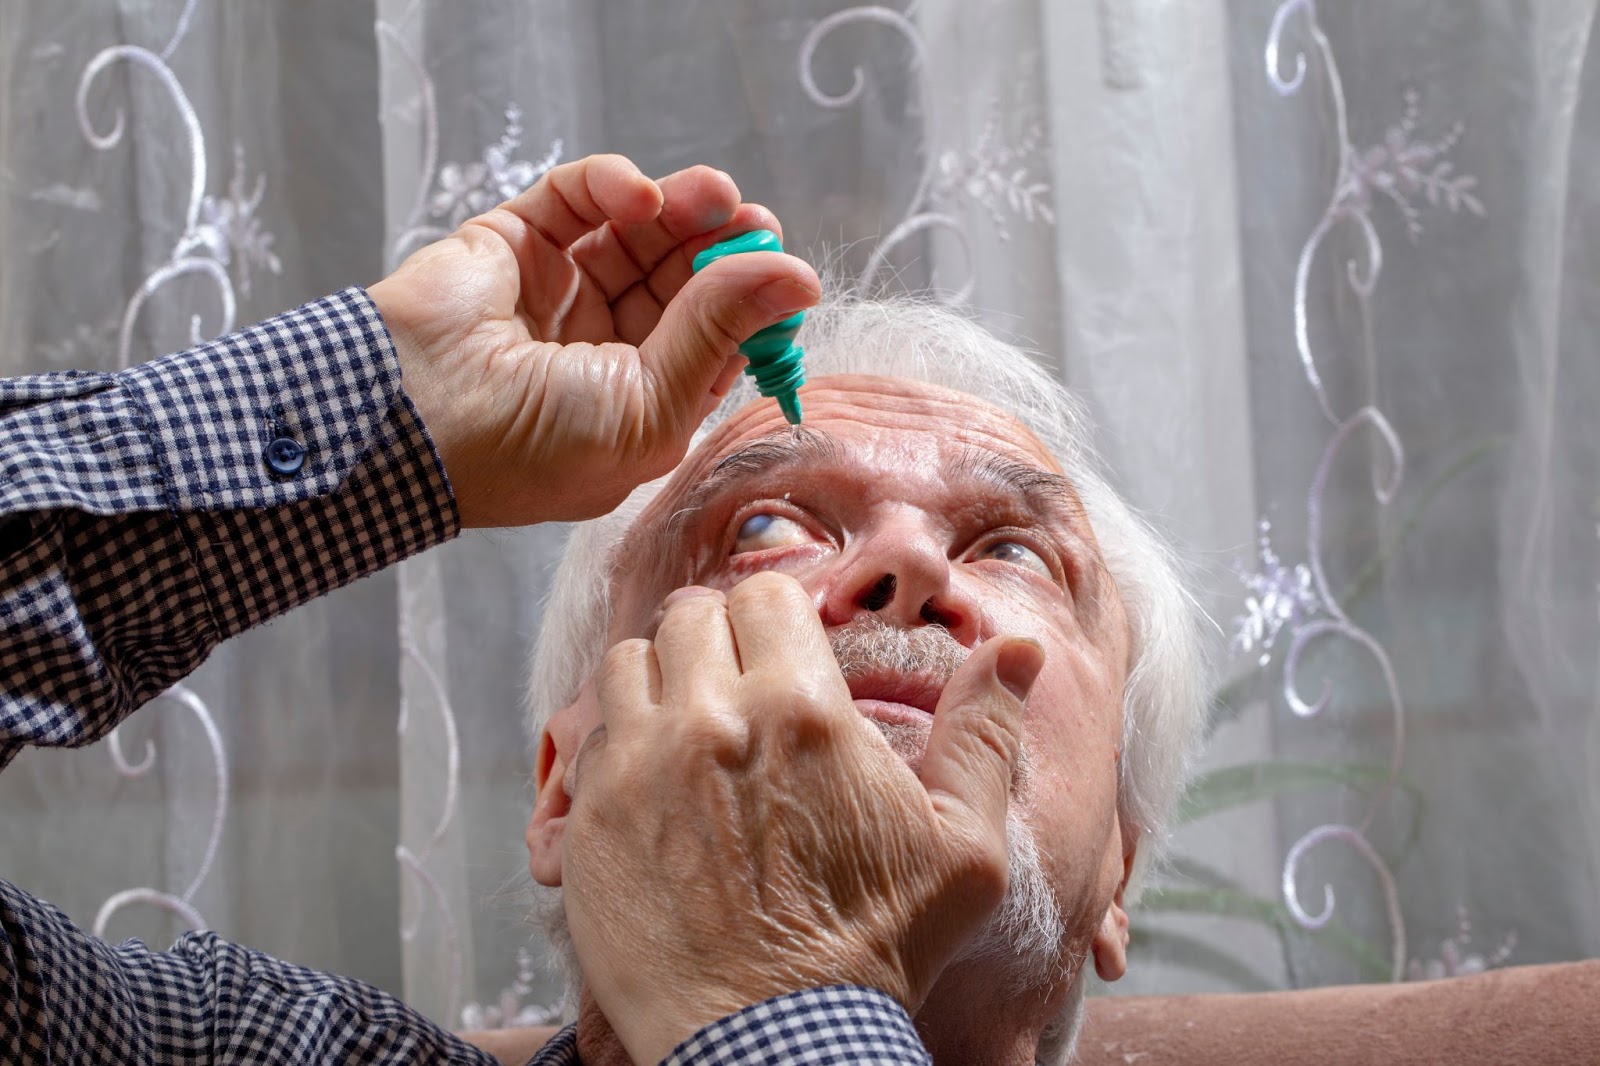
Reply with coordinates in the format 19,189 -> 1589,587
677,426 -> 841,518
949,447 -> 1087,523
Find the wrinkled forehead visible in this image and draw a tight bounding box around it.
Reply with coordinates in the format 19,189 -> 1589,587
660,374 -> 1065,501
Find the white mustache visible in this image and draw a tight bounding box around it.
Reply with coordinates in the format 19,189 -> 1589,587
828,615 -> 968,682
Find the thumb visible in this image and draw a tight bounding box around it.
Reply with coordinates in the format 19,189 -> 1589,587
638,250 -> 819,433
919,637 -> 1042,834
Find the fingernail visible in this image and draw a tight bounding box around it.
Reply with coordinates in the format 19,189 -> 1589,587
698,203 -> 738,231
995,638 -> 1045,702
755,276 -> 819,317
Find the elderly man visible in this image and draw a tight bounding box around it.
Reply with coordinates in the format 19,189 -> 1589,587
517,296 -> 1205,1065
3,146 -> 1186,1065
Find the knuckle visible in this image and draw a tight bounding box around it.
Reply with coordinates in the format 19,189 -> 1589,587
662,589 -> 725,625
770,675 -> 847,746
676,711 -> 749,765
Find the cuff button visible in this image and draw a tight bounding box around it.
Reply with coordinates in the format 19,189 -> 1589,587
265,436 -> 307,475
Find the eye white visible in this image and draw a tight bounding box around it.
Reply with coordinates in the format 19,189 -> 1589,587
977,539 -> 1052,577
733,512 -> 811,554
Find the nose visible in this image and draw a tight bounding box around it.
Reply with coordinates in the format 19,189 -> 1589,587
816,517 -> 980,642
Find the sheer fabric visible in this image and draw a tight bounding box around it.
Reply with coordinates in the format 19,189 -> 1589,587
0,0 -> 1594,1028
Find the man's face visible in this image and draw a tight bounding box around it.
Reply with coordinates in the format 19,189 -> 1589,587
530,374 -> 1135,983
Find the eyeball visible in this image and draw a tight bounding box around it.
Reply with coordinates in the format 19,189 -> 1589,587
976,539 -> 1053,578
733,512 -> 813,554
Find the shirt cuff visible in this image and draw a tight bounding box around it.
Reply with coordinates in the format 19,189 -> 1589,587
119,287 -> 453,514
665,986 -> 930,1066
163,288 -> 459,643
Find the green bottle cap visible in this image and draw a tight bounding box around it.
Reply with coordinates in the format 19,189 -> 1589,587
691,229 -> 805,425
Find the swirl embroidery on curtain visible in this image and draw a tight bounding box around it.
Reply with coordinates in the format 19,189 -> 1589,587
379,12 -> 562,272
798,5 -> 1054,302
378,12 -> 463,1020
72,9 -> 280,370
94,685 -> 229,937
378,5 -> 562,1022
1251,0 -> 1485,982
71,1 -> 246,940
392,562 -> 468,1023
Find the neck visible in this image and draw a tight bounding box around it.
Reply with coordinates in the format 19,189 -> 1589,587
914,960 -> 1062,1066
571,967 -> 1067,1066
574,993 -> 633,1066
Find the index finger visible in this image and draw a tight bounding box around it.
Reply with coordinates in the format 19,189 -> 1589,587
499,154 -> 663,249
571,166 -> 742,303
724,571 -> 852,705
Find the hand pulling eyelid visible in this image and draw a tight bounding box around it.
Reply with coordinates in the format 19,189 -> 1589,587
691,229 -> 807,426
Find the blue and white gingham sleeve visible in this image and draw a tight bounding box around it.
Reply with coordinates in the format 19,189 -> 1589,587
521,987 -> 930,1066
0,876 -> 497,1064
0,287 -> 458,769
664,986 -> 931,1066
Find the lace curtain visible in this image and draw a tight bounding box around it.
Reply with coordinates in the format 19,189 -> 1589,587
2,0 -> 1595,1029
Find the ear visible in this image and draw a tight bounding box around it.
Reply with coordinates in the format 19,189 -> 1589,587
525,728 -> 573,887
525,683 -> 602,886
1091,821 -> 1138,982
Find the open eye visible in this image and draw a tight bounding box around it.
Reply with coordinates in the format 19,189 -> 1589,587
732,512 -> 813,554
975,539 -> 1053,578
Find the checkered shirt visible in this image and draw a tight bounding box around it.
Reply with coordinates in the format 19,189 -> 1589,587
527,987 -> 930,1065
0,289 -> 929,1064
0,288 -> 459,770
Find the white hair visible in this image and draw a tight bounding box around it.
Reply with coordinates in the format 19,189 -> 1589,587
525,293 -> 1207,1059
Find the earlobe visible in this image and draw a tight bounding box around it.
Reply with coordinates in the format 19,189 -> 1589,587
526,730 -> 571,887
1091,820 -> 1138,982
1091,897 -> 1130,981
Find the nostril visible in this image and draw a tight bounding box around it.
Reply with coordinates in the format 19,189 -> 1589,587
920,599 -> 954,628
861,574 -> 896,612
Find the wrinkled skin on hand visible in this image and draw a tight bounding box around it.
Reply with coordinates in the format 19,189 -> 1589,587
369,154 -> 821,528
561,573 -> 1044,1066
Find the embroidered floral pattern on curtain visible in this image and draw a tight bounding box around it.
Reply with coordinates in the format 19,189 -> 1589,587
1,0 -> 1594,1030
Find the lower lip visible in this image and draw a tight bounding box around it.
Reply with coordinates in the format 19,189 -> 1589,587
853,699 -> 933,727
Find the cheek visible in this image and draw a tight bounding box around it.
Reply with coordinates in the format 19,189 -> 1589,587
1019,666 -> 1123,814
957,569 -> 1079,645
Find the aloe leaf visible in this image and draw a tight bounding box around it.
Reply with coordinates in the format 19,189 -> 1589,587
1156,854 -> 1249,893
1177,759 -> 1398,823
1335,434 -> 1506,612
1174,758 -> 1425,865
1138,886 -> 1392,983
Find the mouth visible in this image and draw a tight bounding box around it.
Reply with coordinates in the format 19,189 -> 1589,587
846,669 -> 947,726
